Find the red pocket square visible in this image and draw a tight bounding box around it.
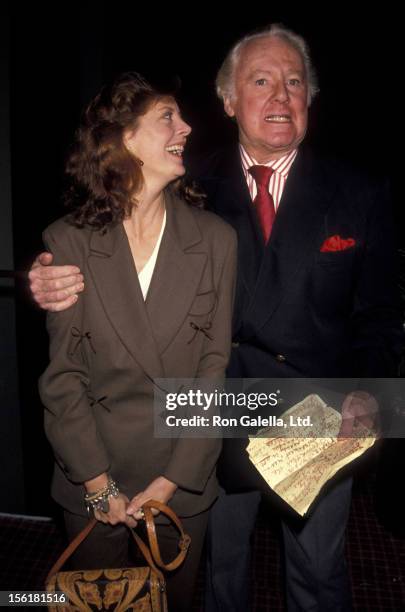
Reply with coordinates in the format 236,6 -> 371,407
320,235 -> 355,252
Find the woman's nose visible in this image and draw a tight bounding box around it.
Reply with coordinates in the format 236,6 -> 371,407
178,119 -> 192,136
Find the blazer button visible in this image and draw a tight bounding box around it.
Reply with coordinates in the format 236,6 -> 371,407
232,342 -> 240,348
275,354 -> 286,362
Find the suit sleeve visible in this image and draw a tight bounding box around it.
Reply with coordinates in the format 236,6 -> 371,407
38,226 -> 111,483
163,227 -> 237,492
351,181 -> 404,377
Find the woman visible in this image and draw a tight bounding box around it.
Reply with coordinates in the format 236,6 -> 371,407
39,72 -> 237,611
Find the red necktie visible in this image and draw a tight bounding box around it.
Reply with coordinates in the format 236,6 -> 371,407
248,165 -> 275,244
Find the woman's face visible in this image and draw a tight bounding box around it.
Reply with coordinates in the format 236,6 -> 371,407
124,96 -> 191,189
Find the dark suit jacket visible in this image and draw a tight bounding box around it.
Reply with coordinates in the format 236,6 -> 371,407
195,145 -> 404,491
39,189 -> 237,517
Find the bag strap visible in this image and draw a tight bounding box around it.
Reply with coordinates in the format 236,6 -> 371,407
140,500 -> 191,571
45,518 -> 99,584
45,500 -> 189,583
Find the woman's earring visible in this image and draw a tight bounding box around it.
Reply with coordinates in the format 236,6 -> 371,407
138,159 -> 144,166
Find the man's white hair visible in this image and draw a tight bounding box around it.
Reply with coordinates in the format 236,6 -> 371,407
216,23 -> 319,106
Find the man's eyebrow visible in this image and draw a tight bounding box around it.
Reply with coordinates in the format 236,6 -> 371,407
248,69 -> 273,76
282,65 -> 306,77
247,67 -> 305,77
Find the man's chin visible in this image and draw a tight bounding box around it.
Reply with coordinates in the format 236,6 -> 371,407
265,132 -> 296,147
261,131 -> 306,155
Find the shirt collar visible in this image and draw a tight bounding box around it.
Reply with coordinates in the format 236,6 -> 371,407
239,144 -> 298,178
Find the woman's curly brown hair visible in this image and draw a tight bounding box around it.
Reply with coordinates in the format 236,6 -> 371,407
64,72 -> 204,230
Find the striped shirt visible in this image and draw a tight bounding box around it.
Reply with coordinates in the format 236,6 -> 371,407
239,145 -> 297,210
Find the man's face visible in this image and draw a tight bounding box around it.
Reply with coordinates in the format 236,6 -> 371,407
224,36 -> 309,162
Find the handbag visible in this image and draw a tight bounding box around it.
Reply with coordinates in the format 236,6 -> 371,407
45,500 -> 191,612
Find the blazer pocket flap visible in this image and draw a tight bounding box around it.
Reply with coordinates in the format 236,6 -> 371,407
189,290 -> 217,316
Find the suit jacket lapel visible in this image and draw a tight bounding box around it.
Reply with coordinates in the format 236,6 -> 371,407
244,148 -> 338,334
205,147 -> 263,295
88,190 -> 208,380
88,218 -> 165,382
146,190 -> 207,356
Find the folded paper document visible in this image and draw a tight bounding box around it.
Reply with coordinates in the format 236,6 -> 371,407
247,394 -> 376,516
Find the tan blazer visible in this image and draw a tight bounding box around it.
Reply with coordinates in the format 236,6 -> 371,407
39,190 -> 237,517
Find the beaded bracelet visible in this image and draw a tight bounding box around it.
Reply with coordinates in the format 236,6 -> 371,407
84,478 -> 120,514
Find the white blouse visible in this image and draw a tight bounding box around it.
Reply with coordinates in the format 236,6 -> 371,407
138,210 -> 167,300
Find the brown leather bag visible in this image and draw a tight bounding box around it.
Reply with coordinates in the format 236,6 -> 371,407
45,500 -> 191,612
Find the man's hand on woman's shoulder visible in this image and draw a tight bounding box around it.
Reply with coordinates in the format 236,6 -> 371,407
29,252 -> 84,312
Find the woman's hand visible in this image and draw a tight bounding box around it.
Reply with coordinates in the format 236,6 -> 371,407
84,473 -> 137,527
94,492 -> 138,528
126,476 -> 178,521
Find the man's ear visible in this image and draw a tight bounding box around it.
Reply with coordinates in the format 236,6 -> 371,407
223,96 -> 236,118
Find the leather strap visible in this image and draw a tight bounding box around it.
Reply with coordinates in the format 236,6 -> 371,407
141,500 -> 191,571
45,518 -> 98,583
45,500 -> 189,584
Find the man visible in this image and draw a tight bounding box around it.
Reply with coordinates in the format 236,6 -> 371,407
30,25 -> 403,611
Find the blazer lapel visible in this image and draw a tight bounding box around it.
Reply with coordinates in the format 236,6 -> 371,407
206,147 -> 263,295
244,148 -> 338,334
88,221 -> 164,381
146,190 -> 208,356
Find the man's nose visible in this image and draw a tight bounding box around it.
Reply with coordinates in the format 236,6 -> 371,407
272,80 -> 289,103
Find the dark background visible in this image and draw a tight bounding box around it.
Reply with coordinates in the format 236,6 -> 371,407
1,3 -> 403,515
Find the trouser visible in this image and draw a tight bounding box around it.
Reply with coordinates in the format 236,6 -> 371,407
64,508 -> 209,612
205,477 -> 353,612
